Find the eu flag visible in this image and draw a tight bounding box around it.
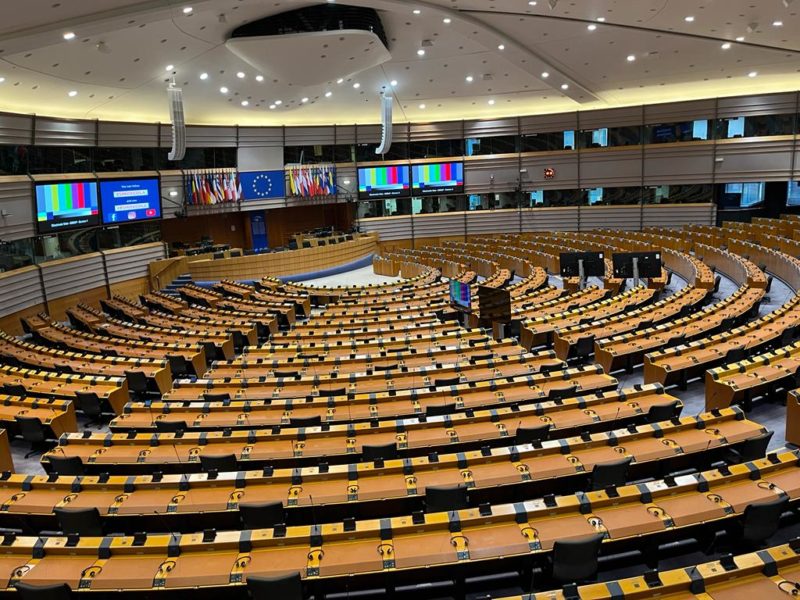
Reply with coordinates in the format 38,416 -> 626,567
240,170 -> 286,201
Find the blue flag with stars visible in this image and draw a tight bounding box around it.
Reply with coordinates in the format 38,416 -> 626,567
240,170 -> 286,201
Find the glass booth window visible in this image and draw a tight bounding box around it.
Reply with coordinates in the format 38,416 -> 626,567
788,181 -> 800,207
0,239 -> 35,272
719,182 -> 765,208
588,188 -> 604,205
644,184 -> 714,204
464,136 -> 518,156
717,113 -> 796,139
647,121 -> 711,144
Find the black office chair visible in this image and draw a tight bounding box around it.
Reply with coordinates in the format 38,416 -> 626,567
246,572 -> 303,600
2,383 -> 27,398
362,443 -> 398,463
302,241 -> 312,249
740,496 -> 789,546
550,533 -> 605,585
645,400 -> 682,424
433,376 -> 461,387
239,501 -> 286,530
15,416 -> 54,458
14,582 -> 72,600
74,391 -> 105,428
166,354 -> 192,378
317,388 -> 346,398
273,371 -> 300,379
213,252 -> 225,260
549,386 -> 578,402
53,507 -> 104,537
725,346 -> 748,364
203,392 -> 231,404
199,454 -> 238,473
425,484 -> 469,513
125,371 -> 150,401
515,424 -> 551,445
572,336 -> 595,361
155,420 -> 188,433
425,403 -> 457,417
589,457 -> 632,491
712,274 -> 722,296
725,430 -> 773,464
46,456 -> 85,476
288,416 -> 322,428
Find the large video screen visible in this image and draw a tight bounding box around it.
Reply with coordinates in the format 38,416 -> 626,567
100,178 -> 162,225
412,162 -> 464,196
449,280 -> 471,311
358,165 -> 411,200
35,180 -> 100,234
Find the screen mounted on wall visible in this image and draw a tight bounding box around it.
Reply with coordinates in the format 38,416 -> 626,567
412,162 -> 464,195
357,164 -> 411,200
100,178 -> 162,225
35,180 -> 100,234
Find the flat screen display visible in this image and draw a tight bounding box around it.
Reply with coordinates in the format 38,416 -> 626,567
449,280 -> 471,311
412,162 -> 464,195
357,165 -> 411,200
100,178 -> 162,224
35,180 -> 100,234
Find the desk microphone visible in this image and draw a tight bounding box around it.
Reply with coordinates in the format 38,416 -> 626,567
152,510 -> 180,543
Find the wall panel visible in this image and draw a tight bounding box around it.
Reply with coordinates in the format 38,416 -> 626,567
465,209 -> 520,235
359,215 -> 413,241
644,142 -> 715,185
717,93 -> 797,119
464,118 -> 518,138
0,113 -> 33,146
580,147 -> 643,188
580,205 -> 642,231
409,121 -> 464,142
34,117 -> 96,147
521,207 -> 579,231
715,138 -> 795,182
40,254 -> 106,301
642,203 -> 716,228
104,242 -> 166,284
413,212 -> 466,238
185,126 -> 238,148
464,156 -> 520,194
520,152 -> 579,190
97,121 -> 159,147
0,177 -> 35,240
0,266 -> 43,319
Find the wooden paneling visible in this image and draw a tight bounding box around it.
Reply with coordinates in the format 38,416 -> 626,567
159,213 -> 248,249
266,204 -> 354,247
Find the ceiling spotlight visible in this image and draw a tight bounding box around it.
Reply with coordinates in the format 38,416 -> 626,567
417,48 -> 426,56
269,104 -> 276,109
488,99 -> 495,105
772,20 -> 784,27
541,71 -> 550,78
343,179 -> 351,185
736,36 -> 745,41
748,71 -> 758,77
199,72 -> 209,80
596,17 -> 606,22
219,86 -> 228,94
236,72 -> 245,78
497,44 -> 505,50
166,64 -> 174,71
353,82 -> 361,88
413,9 -> 421,14
68,90 -> 78,97
721,42 -> 732,49
169,191 -> 179,197
465,75 -> 474,82
301,97 -> 309,103
587,24 -> 597,31
0,78 -> 5,84
560,83 -> 569,90
256,75 -> 264,82
275,100 -> 282,105
684,15 -> 695,22
528,1 -> 537,4
390,79 -> 398,86
63,32 -> 76,41
182,6 -> 193,14
443,17 -> 451,24
241,100 -> 249,106
626,54 -> 636,62
325,91 -> 333,97
419,103 -> 426,109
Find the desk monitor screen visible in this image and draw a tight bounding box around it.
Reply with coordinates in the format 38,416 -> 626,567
612,252 -> 662,279
478,286 -> 512,323
560,252 -> 605,278
412,162 -> 464,195
449,280 -> 472,311
35,180 -> 100,234
357,165 -> 411,200
100,178 -> 162,225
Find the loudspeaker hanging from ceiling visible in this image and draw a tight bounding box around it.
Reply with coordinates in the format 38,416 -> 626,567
375,93 -> 393,156
167,85 -> 186,162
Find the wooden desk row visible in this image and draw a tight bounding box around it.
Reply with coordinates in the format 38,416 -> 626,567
9,449 -> 795,595
0,395 -> 76,437
179,284 -> 297,325
213,280 -> 311,316
596,286 -> 765,374
0,332 -> 172,395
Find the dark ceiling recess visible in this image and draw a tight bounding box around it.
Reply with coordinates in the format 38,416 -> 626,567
230,4 -> 389,50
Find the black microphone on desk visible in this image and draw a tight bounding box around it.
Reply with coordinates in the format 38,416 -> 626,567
152,510 -> 180,543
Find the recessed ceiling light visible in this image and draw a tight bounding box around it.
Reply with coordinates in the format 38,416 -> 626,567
488,99 -> 495,105
68,90 -> 78,97
219,86 -> 228,94
353,82 -> 361,89
721,42 -> 732,49
169,191 -> 178,197
236,72 -> 245,79
497,44 -> 505,50
413,9 -> 421,14
465,75 -> 474,82
0,78 -> 5,84
773,20 -> 784,26
560,83 -> 569,90
325,91 -> 333,97
165,65 -> 174,71
443,17 -> 451,24
736,36 -> 745,41
541,71 -> 550,78
626,54 -> 636,62
748,71 -> 758,77
596,17 -> 606,22
419,103 -> 426,109
417,48 -> 426,56
275,100 -> 282,105
63,32 -> 76,41
343,179 -> 351,185
255,75 -> 264,82
587,24 -> 597,31
301,97 -> 309,103
199,72 -> 209,80
684,15 -> 695,22
269,104 -> 276,109
528,1 -> 537,5
241,100 -> 249,106
182,6 -> 193,14
390,79 -> 398,86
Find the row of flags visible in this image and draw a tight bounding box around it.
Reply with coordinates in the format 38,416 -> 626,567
185,170 -> 242,206
286,163 -> 337,198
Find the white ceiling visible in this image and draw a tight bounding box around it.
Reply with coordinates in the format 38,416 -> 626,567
0,0 -> 797,126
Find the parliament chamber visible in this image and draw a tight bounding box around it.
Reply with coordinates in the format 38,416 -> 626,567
1,0 -> 800,598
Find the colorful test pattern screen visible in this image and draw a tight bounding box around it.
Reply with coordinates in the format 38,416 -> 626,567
357,165 -> 411,200
449,280 -> 472,311
35,181 -> 100,234
412,162 -> 464,195
100,178 -> 162,225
